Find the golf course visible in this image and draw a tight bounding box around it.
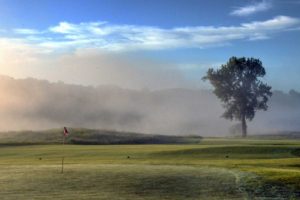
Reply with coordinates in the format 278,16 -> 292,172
1,0 -> 300,199
0,130 -> 299,199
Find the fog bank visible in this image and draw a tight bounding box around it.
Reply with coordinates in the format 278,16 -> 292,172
0,75 -> 299,135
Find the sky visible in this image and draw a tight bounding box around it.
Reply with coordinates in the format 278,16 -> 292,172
0,0 -> 300,91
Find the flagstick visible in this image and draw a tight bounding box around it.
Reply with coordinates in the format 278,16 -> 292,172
61,134 -> 65,174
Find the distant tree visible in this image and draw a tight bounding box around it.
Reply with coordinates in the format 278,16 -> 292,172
202,57 -> 272,137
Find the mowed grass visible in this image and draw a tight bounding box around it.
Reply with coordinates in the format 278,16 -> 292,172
0,138 -> 300,199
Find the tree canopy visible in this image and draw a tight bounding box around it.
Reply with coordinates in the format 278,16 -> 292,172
203,57 -> 272,137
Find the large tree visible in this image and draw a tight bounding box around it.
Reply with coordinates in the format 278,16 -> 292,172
203,57 -> 272,137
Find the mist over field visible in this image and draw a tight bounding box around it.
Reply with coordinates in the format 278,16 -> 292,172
0,75 -> 299,136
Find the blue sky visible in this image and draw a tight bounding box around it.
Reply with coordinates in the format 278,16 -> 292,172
0,0 -> 299,90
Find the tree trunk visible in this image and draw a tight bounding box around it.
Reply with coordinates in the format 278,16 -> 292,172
241,115 -> 247,138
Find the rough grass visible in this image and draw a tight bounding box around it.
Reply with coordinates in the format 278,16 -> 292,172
0,138 -> 300,199
0,128 -> 201,145
152,146 -> 297,159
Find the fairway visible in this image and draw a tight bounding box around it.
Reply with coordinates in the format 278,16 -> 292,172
0,139 -> 300,199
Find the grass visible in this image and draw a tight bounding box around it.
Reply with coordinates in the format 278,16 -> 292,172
0,165 -> 246,200
0,128 -> 201,145
0,138 -> 300,199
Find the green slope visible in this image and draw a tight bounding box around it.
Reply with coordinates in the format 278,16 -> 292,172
0,128 -> 202,145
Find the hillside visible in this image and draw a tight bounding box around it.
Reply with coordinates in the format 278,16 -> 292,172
0,128 -> 202,145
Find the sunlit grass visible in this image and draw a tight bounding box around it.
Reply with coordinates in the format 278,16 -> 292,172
0,138 -> 299,199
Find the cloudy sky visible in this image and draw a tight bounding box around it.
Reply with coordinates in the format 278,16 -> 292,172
0,0 -> 299,90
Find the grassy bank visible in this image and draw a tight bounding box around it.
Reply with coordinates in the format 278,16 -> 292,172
0,128 -> 201,145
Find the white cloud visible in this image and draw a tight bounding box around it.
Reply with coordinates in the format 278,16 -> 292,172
49,21 -> 108,34
231,0 -> 272,16
241,15 -> 299,29
1,16 -> 299,53
49,22 -> 79,34
14,28 -> 41,35
0,16 -> 299,89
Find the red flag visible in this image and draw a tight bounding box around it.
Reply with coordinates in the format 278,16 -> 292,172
63,127 -> 69,137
